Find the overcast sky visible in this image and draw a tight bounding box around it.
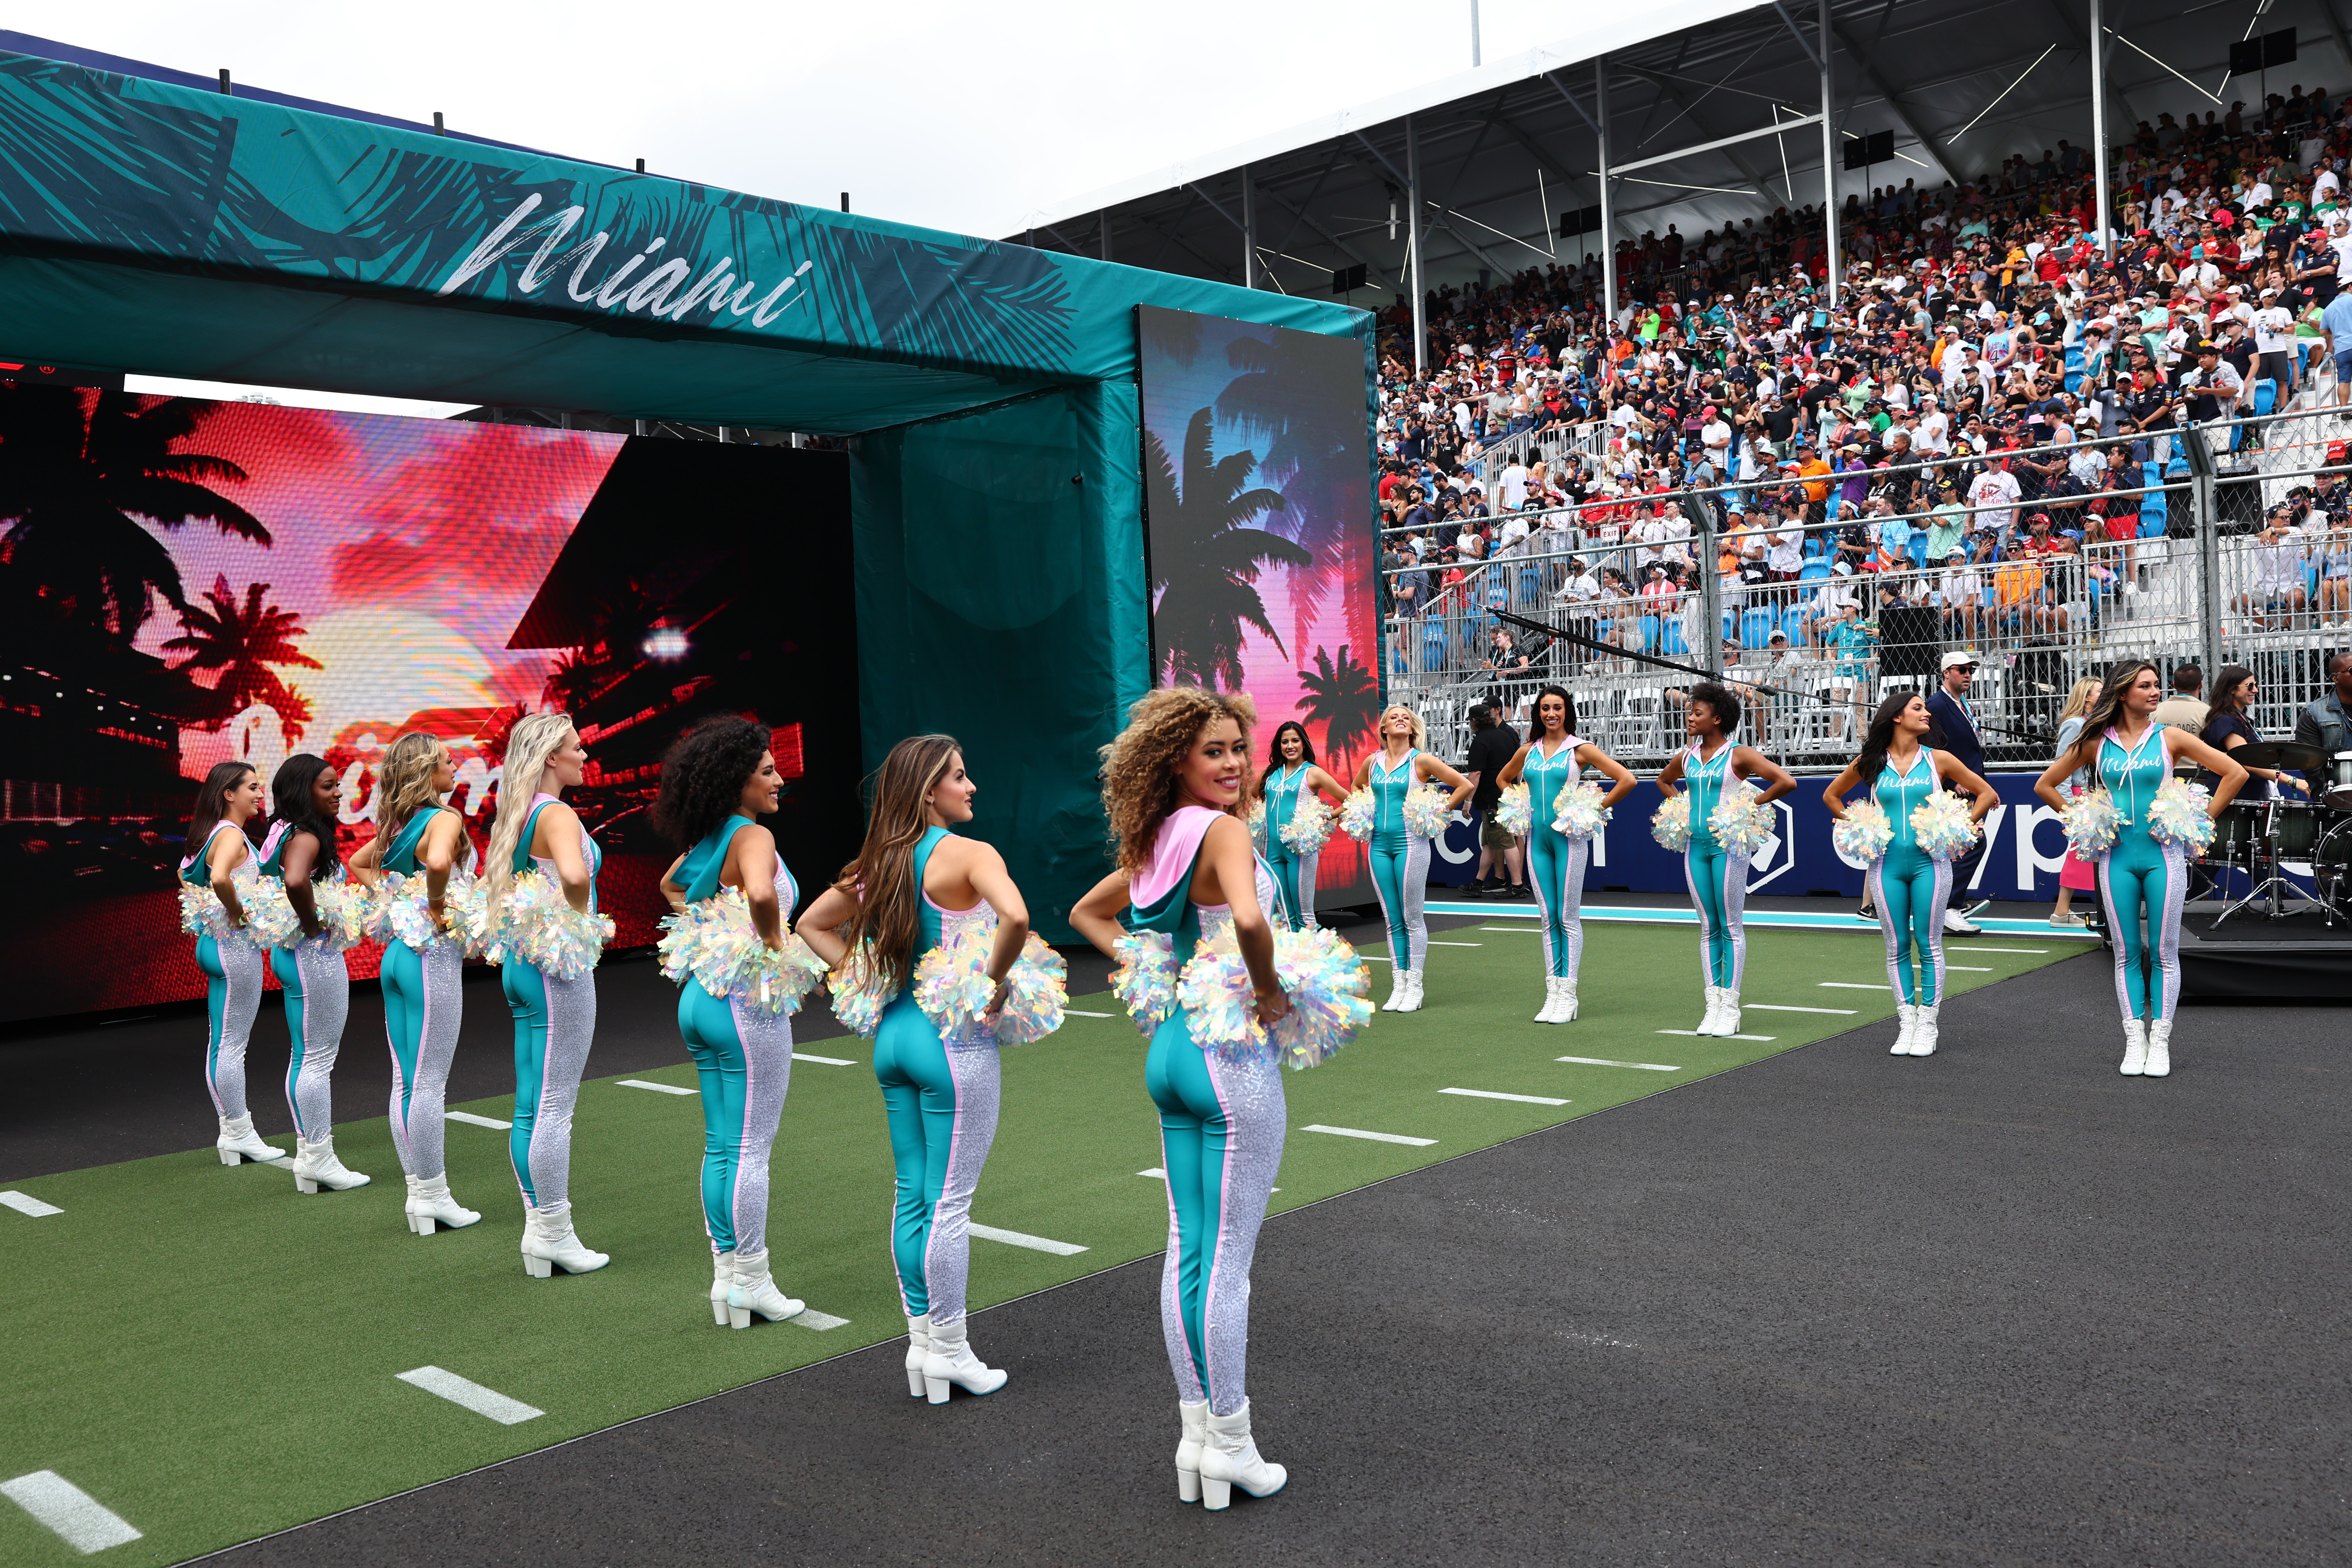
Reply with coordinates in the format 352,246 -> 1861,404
19,2 -> 1577,242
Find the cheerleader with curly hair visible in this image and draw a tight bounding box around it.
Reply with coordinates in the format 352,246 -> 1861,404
1653,683 -> 1797,1039
257,753 -> 370,1194
349,733 -> 479,1230
653,716 -> 807,1329
1493,686 -> 1640,1024
1070,687 -> 1294,1511
180,762 -> 285,1165
1350,705 -> 1472,1013
799,735 -> 1031,1401
1253,720 -> 1347,930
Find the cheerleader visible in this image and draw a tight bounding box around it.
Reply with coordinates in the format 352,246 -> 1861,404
180,762 -> 284,1164
799,735 -> 1032,1401
1254,721 -> 1347,929
257,755 -> 370,1194
653,717 -> 806,1329
1653,682 -> 1796,1038
1070,688 -> 1292,1510
1493,685 -> 1639,1024
2033,661 -> 2245,1076
1351,705 -> 1472,1013
486,713 -> 607,1276
348,734 -> 479,1232
1821,693 -> 1995,1057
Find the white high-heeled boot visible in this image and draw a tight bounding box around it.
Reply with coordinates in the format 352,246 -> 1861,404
1889,1003 -> 1917,1055
726,1248 -> 805,1327
291,1133 -> 370,1193
1695,986 -> 1726,1036
1395,970 -> 1425,1012
1534,978 -> 1561,1024
1556,976 -> 1578,1022
216,1114 -> 285,1165
1175,1400 -> 1209,1503
1198,1399 -> 1288,1510
1910,1004 -> 1939,1056
1717,989 -> 1741,1037
2119,1018 -> 2148,1076
710,1250 -> 736,1326
520,1201 -> 608,1277
406,1173 -> 479,1234
921,1316 -> 1007,1403
2143,1017 -> 2172,1078
1381,970 -> 1406,1011
904,1314 -> 932,1397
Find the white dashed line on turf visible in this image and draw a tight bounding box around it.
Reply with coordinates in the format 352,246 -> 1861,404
616,1079 -> 696,1096
1945,965 -> 1991,971
1656,1029 -> 1777,1041
1439,1087 -> 1570,1106
1966,947 -> 2050,954
1425,940 -> 1481,947
1303,1124 -> 1437,1147
1745,1004 -> 1858,1015
395,1367 -> 543,1425
969,1223 -> 1088,1256
0,1470 -> 141,1553
1818,982 -> 1889,990
1140,1168 -> 1278,1192
1555,1056 -> 1682,1071
791,1053 -> 855,1066
793,1308 -> 851,1330
1357,955 -> 1391,963
0,1191 -> 63,1218
1066,1010 -> 1112,1018
445,1111 -> 510,1130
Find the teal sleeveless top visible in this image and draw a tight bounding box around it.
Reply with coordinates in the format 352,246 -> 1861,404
678,815 -> 799,909
1683,740 -> 1736,850
1523,734 -> 1582,823
1370,748 -> 1420,841
1872,748 -> 1937,851
2096,725 -> 2172,833
514,795 -> 601,913
385,807 -> 458,876
1265,765 -> 1308,848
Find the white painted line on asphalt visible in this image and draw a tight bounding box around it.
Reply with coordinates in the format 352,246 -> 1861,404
395,1366 -> 543,1425
794,1308 -> 851,1330
617,1079 -> 696,1096
1067,1010 -> 1114,1018
1967,947 -> 2050,954
1819,982 -> 1890,990
969,1223 -> 1088,1256
1656,1030 -> 1777,1041
1440,1087 -> 1571,1106
1745,1004 -> 1859,1015
444,1111 -> 510,1130
0,1191 -> 63,1218
1555,1056 -> 1683,1071
0,1470 -> 142,1553
1303,1124 -> 1437,1147
791,1053 -> 855,1066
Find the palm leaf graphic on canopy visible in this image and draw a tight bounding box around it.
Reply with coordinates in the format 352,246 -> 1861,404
163,576 -> 321,738
0,388 -> 269,641
1147,408 -> 1312,691
1296,645 -> 1380,773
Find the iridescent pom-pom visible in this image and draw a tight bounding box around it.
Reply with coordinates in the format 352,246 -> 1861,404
1552,780 -> 1612,842
177,882 -> 227,939
446,877 -> 506,963
1243,798 -> 1268,851
657,890 -> 827,1015
1280,793 -> 1336,853
506,870 -> 613,981
240,880 -> 303,951
2062,788 -> 2122,858
1651,791 -> 1693,852
1174,927 -> 1374,1070
1708,785 -> 1773,857
992,933 -> 1068,1045
2147,776 -> 2217,851
1401,783 -> 1453,839
1495,782 -> 1534,837
376,871 -> 467,953
1111,929 -> 1178,1036
290,879 -> 370,952
1339,789 -> 1376,842
912,926 -> 997,1038
827,944 -> 891,1037
1909,790 -> 1980,862
1833,801 -> 1894,862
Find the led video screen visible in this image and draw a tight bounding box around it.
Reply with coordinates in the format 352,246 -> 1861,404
1136,305 -> 1379,910
0,387 -> 856,1024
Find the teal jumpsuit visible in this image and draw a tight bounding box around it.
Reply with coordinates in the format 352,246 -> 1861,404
257,821 -> 350,1143
1261,764 -> 1322,930
1366,750 -> 1429,974
1521,736 -> 1590,981
1862,750 -> 1952,1005
1679,741 -> 1750,991
2095,726 -> 2186,1022
503,793 -> 602,1209
181,820 -> 265,1122
379,807 -> 466,1180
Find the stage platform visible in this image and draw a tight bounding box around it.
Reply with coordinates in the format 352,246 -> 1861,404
2177,904 -> 2352,1002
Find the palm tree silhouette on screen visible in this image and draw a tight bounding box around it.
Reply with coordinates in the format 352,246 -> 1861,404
1295,644 -> 1379,774
0,388 -> 270,640
163,575 -> 321,738
1147,407 -> 1310,690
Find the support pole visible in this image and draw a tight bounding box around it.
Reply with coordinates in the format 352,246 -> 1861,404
2184,428 -> 2223,677
1819,0 -> 1839,307
1407,118 -> 1426,375
1697,492 -> 1724,676
2090,0 -> 2111,254
1596,60 -> 1616,325
1101,214 -> 1112,262
1241,165 -> 1256,289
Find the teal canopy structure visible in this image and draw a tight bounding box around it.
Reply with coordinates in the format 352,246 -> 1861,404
0,45 -> 1375,929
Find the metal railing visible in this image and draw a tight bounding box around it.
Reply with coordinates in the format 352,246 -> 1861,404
1384,397 -> 2352,770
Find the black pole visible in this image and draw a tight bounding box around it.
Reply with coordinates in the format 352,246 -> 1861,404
218,69 -> 231,95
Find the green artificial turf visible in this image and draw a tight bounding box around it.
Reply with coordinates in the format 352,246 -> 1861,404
0,921 -> 2074,1564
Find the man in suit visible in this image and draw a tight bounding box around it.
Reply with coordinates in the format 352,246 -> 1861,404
1924,650 -> 1990,935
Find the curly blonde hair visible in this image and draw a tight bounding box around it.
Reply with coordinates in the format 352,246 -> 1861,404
1100,687 -> 1258,871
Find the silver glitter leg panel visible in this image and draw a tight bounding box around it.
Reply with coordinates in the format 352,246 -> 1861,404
522,969 -> 597,1209
921,1038 -> 1001,1331
398,942 -> 464,1179
282,943 -> 349,1141
724,997 -> 795,1259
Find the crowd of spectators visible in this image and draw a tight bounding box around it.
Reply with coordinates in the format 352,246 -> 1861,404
1377,81 -> 2352,688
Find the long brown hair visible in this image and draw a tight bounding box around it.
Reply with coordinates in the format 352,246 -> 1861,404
184,762 -> 256,856
2066,659 -> 2158,772
1255,720 -> 1314,799
1099,687 -> 1258,871
832,734 -> 961,995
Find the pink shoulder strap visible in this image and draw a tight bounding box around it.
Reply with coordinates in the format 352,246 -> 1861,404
1132,805 -> 1222,908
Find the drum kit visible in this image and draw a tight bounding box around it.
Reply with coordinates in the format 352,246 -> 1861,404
2206,744 -> 2352,929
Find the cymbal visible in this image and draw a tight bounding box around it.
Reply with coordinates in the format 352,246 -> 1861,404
2233,740 -> 2327,770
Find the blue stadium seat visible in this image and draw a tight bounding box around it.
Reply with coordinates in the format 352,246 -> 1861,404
1742,606 -> 1776,648
2254,379 -> 2278,417
2139,461 -> 2166,536
1640,615 -> 1662,653
2063,344 -> 2085,396
1662,619 -> 1690,656
1798,560 -> 1830,583
1421,622 -> 1447,671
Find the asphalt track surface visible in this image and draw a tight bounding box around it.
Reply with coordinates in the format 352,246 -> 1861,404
127,945 -> 2346,1568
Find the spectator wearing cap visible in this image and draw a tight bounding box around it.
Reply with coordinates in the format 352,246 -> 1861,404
1924,652 -> 1989,932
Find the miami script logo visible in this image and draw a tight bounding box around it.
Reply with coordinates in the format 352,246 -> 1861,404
435,192 -> 813,326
